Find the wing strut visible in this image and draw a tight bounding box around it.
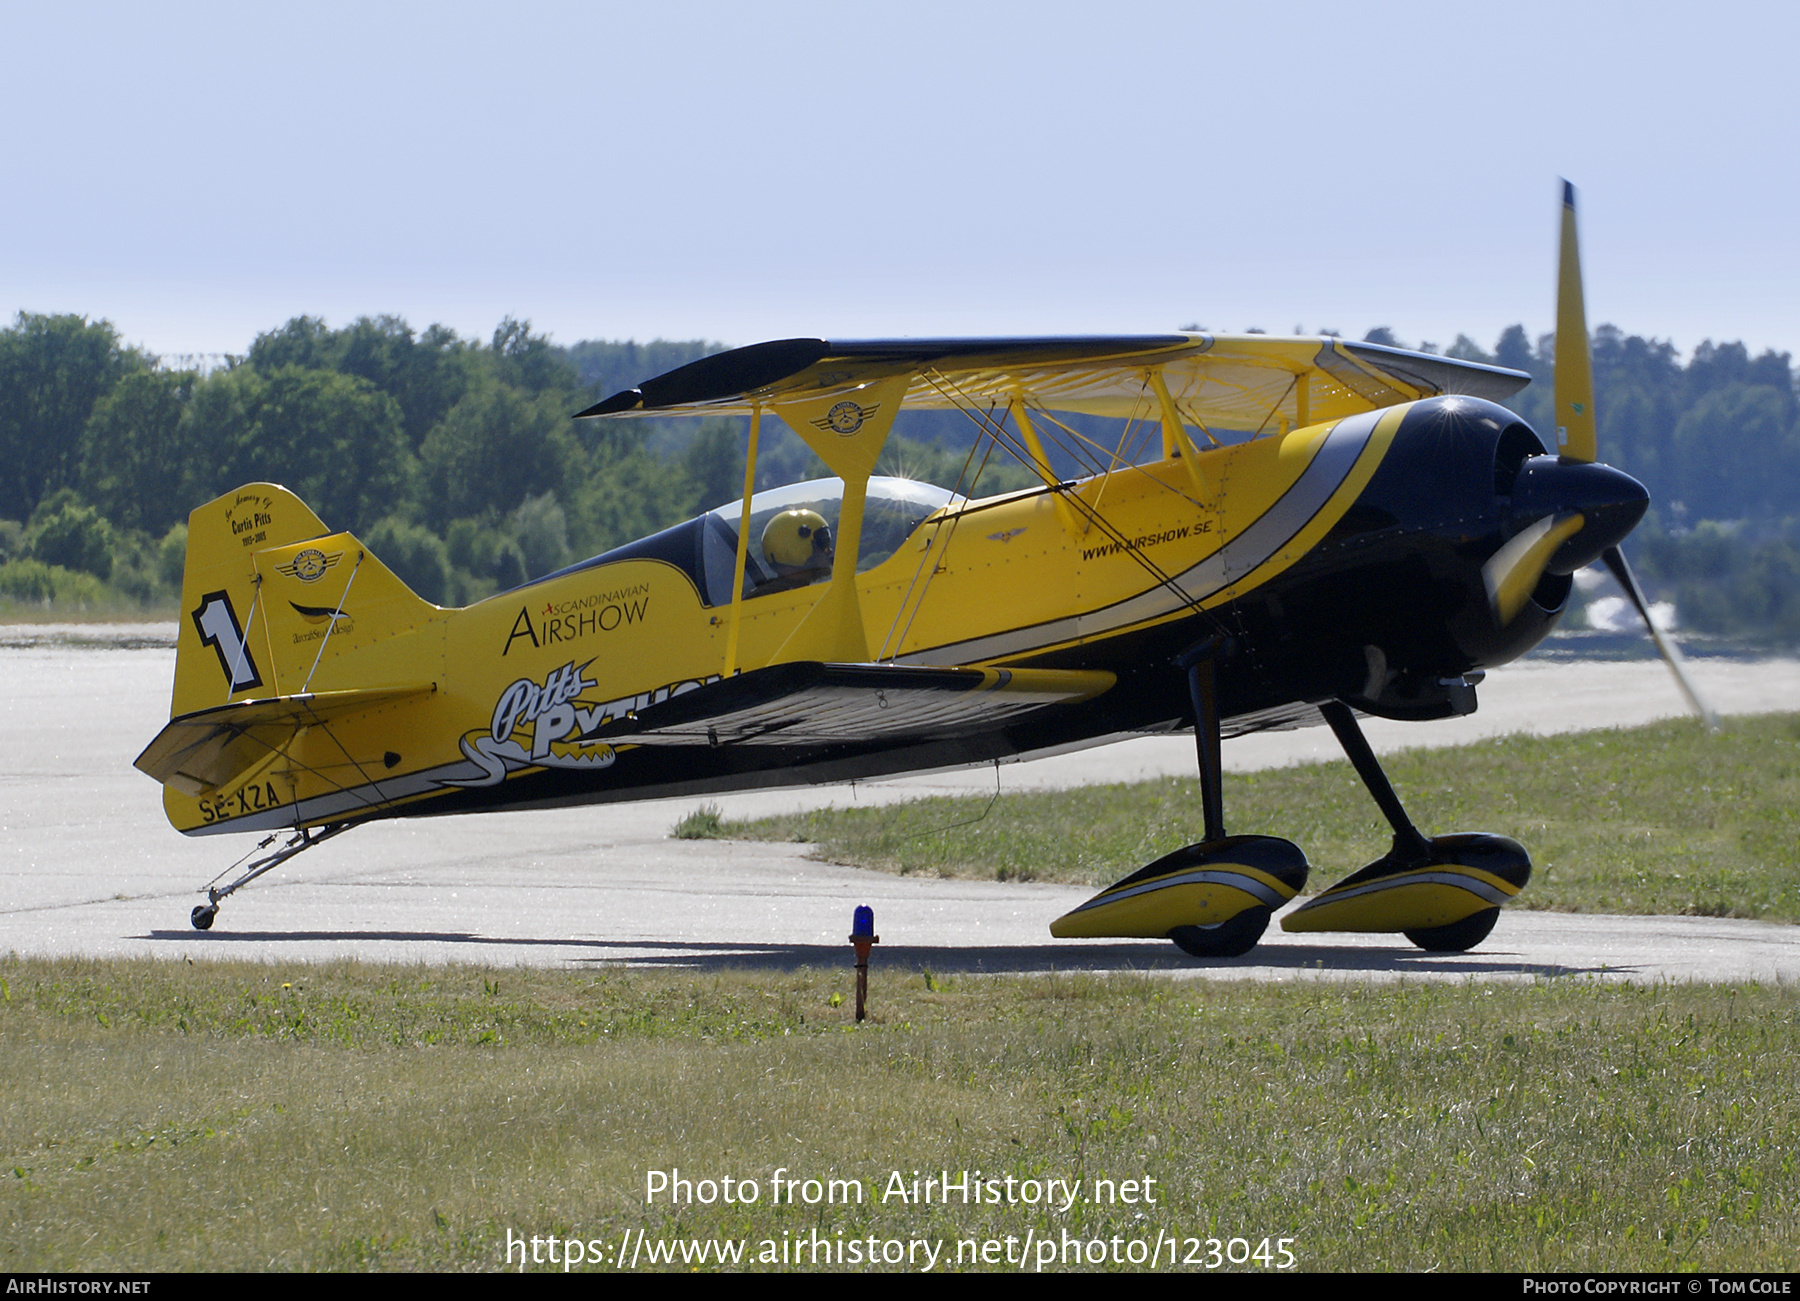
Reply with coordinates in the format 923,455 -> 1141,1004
1148,367 -> 1208,499
723,404 -> 762,676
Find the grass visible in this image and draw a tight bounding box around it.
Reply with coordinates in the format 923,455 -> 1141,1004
672,803 -> 727,840
2,958 -> 1797,1271
720,713 -> 1800,921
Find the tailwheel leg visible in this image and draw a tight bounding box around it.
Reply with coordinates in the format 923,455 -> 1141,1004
189,821 -> 354,931
1049,637 -> 1309,958
1280,701 -> 1529,950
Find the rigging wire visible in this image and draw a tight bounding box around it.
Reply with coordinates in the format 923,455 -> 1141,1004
912,370 -> 1233,643
877,396 -> 1007,662
1253,373 -> 1302,439
191,711 -> 418,863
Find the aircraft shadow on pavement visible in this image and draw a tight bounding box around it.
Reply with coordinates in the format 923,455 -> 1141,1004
143,928 -> 1616,979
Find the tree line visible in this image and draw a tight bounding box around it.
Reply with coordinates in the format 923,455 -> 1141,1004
0,313 -> 746,608
1,310 -> 1795,642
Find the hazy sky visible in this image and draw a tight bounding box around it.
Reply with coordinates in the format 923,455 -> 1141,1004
4,1 -> 1795,366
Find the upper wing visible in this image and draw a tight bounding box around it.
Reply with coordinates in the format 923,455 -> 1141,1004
134,684 -> 437,796
584,661 -> 1115,747
577,335 -> 1529,433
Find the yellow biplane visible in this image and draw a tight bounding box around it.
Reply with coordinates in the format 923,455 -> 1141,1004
137,185 -> 1700,956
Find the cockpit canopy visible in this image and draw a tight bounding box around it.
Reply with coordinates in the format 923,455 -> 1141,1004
548,476 -> 957,607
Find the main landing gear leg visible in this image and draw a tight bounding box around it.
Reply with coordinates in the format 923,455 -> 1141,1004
1184,638 -> 1230,847
1048,638 -> 1310,958
1280,701 -> 1530,951
189,822 -> 354,931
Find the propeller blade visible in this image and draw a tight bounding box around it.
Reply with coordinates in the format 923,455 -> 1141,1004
1549,187 -> 1708,727
1555,180 -> 1598,463
1484,512 -> 1585,624
1599,544 -> 1718,730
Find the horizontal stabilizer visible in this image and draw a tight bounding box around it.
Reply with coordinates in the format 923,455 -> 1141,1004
585,662 -> 1114,747
134,684 -> 436,796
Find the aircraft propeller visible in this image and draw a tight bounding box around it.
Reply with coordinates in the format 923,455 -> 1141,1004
1548,180 -> 1717,728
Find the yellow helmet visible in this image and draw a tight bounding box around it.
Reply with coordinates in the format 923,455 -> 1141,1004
761,509 -> 833,569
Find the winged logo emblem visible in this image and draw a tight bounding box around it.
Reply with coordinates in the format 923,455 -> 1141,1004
812,400 -> 879,436
276,548 -> 343,583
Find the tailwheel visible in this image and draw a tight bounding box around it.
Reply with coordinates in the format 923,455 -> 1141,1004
1405,907 -> 1498,953
185,821 -> 355,933
1169,905 -> 1270,959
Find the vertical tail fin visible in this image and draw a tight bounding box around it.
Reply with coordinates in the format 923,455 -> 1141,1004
172,485 -> 329,717
150,483 -> 445,836
170,484 -> 440,718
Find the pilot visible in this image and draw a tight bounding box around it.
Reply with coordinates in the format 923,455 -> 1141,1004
757,508 -> 834,593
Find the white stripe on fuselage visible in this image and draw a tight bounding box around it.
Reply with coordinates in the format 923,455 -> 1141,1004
899,409 -> 1384,666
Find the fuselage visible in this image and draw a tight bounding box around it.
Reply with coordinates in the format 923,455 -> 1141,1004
166,395 -> 1646,835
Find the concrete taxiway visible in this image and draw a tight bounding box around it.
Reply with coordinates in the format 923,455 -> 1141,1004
2,625 -> 1796,983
